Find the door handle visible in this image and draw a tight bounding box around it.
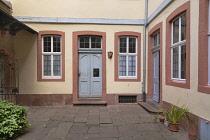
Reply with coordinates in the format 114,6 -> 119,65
78,72 -> 81,77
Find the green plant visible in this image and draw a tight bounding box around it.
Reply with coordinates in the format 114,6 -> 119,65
163,104 -> 190,125
0,100 -> 29,140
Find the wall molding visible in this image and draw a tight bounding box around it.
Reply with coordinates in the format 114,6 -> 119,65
14,17 -> 145,25
147,0 -> 173,24
14,0 -> 173,25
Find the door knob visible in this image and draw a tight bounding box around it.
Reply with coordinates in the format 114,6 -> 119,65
78,72 -> 81,77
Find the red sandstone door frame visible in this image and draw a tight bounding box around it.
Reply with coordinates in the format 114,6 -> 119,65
72,31 -> 107,102
147,23 -> 163,105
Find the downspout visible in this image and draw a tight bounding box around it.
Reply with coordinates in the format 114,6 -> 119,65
142,0 -> 148,102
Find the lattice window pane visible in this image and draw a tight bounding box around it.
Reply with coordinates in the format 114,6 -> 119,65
128,56 -> 136,76
91,37 -> 101,48
173,18 -> 179,44
53,36 -> 61,52
173,47 -> 179,78
119,56 -> 127,76
43,36 -> 51,52
53,55 -> 61,76
119,37 -> 127,53
181,45 -> 186,79
129,37 -> 136,53
44,55 -> 51,76
79,36 -> 89,48
181,14 -> 186,41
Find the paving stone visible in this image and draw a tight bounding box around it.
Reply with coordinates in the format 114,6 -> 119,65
118,126 -> 140,137
112,119 -> 126,126
119,136 -> 134,140
64,113 -> 77,118
69,126 -> 88,134
65,133 -> 85,139
87,119 -> 100,125
74,117 -> 88,123
136,123 -> 161,132
45,122 -> 72,139
84,138 -> 118,140
50,116 -> 63,121
100,127 -> 119,137
88,126 -> 100,133
100,119 -> 112,124
61,117 -> 75,122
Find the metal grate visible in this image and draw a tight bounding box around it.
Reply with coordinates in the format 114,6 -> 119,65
119,96 -> 137,103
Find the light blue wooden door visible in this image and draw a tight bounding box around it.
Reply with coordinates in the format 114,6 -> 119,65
153,51 -> 160,102
79,53 -> 102,98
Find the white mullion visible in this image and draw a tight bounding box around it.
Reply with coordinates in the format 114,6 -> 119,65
51,36 -> 53,77
126,37 -> 129,77
89,37 -> 91,48
178,45 -> 181,80
171,47 -> 174,79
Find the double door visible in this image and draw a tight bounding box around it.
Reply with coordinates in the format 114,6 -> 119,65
78,53 -> 102,98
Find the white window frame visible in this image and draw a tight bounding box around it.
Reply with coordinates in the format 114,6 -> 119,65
118,36 -> 137,79
42,35 -> 62,79
208,0 -> 210,85
171,13 -> 186,82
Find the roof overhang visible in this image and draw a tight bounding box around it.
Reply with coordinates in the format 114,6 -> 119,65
0,9 -> 37,35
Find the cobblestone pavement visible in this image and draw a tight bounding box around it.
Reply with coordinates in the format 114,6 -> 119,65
16,105 -> 189,140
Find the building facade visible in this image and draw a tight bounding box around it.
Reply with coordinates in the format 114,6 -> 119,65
1,0 -> 210,138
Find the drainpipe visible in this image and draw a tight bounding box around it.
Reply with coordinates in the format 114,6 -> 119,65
142,0 -> 148,102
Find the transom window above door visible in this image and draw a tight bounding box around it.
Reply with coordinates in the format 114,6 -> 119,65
79,36 -> 102,49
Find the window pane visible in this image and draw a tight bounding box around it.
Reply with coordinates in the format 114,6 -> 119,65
172,47 -> 179,78
119,37 -> 127,53
153,34 -> 157,47
181,45 -> 186,79
53,36 -> 61,52
128,56 -> 136,76
173,18 -> 179,44
79,36 -> 89,48
43,36 -> 51,52
53,55 -> 61,76
181,14 -> 186,41
44,55 -> 51,76
91,37 -> 101,48
119,56 -> 127,76
129,38 -> 136,53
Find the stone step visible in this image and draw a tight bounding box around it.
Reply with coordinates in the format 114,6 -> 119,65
78,98 -> 102,101
138,102 -> 160,113
146,99 -> 162,110
73,101 -> 107,106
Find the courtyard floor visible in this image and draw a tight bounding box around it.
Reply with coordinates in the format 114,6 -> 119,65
16,105 -> 189,140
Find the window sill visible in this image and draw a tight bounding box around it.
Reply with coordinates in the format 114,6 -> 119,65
166,80 -> 190,89
198,85 -> 210,94
38,78 -> 65,82
115,78 -> 140,82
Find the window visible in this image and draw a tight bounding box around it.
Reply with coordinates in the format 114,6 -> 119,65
79,36 -> 102,49
42,35 -> 62,78
118,36 -> 137,78
114,31 -> 141,82
171,14 -> 186,81
37,31 -> 65,81
165,1 -> 190,89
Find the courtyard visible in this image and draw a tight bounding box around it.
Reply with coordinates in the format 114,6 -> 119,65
16,105 -> 189,140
